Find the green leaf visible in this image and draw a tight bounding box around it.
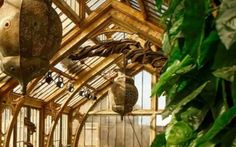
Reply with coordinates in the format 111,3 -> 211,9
163,0 -> 182,18
181,0 -> 207,61
221,128 -> 236,147
166,121 -> 193,145
152,55 -> 193,96
197,31 -> 219,67
213,66 -> 236,82
155,0 -> 163,12
163,82 -> 208,117
162,33 -> 172,56
232,74 -> 236,105
216,0 -> 236,49
180,106 -> 209,130
151,133 -> 166,147
196,105 -> 236,145
212,43 -> 236,70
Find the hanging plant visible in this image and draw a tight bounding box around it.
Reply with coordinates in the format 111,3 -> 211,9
152,0 -> 236,146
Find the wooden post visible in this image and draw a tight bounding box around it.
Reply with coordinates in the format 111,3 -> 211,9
39,106 -> 45,147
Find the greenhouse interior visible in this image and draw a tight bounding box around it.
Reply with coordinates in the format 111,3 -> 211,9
0,0 -> 236,146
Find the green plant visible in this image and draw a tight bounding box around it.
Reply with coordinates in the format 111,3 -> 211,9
152,0 -> 236,146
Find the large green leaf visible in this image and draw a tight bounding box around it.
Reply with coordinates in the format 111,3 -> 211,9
212,43 -> 236,70
197,31 -> 219,67
196,105 -> 236,145
232,74 -> 236,105
166,121 -> 193,145
213,66 -> 236,82
180,106 -> 209,130
181,0 -> 207,61
162,82 -> 208,117
151,133 -> 166,147
221,128 -> 236,147
152,55 -> 193,96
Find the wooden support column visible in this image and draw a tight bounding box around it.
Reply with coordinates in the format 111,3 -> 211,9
150,72 -> 158,145
78,0 -> 85,20
4,96 -> 25,147
67,110 -> 73,145
39,106 -> 45,147
137,0 -> 147,19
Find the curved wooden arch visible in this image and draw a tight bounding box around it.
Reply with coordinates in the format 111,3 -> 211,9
4,95 -> 25,147
72,91 -> 108,147
45,55 -> 120,147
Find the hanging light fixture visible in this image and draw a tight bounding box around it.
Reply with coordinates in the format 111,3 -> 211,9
45,71 -> 53,84
55,76 -> 64,88
67,83 -> 74,92
0,0 -> 62,94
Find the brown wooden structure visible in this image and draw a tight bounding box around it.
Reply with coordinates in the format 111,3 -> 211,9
0,0 -> 168,146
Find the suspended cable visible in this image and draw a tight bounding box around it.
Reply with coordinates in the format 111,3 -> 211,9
128,116 -> 142,147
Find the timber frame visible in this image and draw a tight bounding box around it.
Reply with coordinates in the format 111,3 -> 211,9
0,0 -> 166,146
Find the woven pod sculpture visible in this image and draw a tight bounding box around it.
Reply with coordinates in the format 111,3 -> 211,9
0,0 -> 62,94
110,72 -> 138,119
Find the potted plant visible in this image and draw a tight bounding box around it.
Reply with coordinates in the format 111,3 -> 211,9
152,0 -> 236,146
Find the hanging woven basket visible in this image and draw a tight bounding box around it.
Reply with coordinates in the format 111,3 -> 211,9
110,72 -> 138,119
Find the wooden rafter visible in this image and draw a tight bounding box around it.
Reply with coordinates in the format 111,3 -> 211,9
53,0 -> 80,24
4,93 -> 71,113
78,0 -> 85,20
1,0 -> 165,112
137,0 -> 147,19
45,55 -> 121,147
110,1 -> 164,46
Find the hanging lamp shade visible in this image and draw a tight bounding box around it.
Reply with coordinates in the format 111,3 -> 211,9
110,72 -> 138,119
0,0 -> 62,94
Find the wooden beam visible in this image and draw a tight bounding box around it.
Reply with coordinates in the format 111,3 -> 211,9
50,8 -> 111,66
78,0 -> 85,20
72,89 -> 109,147
51,67 -> 76,81
5,92 -> 71,113
0,78 -> 18,97
137,0 -> 147,19
110,1 -> 164,46
46,55 -> 121,147
88,110 -> 162,115
53,0 -> 80,24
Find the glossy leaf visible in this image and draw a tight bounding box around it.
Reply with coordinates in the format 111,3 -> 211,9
196,105 -> 236,145
152,55 -> 193,96
213,66 -> 236,82
181,0 -> 207,61
163,82 -> 208,117
151,133 -> 166,147
166,121 -> 193,145
232,74 -> 236,104
197,31 -> 219,68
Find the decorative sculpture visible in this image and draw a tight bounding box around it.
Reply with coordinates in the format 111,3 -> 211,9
110,71 -> 138,119
69,40 -> 167,68
0,0 -> 62,94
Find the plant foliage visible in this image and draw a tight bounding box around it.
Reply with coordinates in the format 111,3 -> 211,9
152,0 -> 236,146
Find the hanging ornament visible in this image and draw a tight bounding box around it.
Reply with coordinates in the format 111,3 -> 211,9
110,71 -> 138,120
0,0 -> 62,94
